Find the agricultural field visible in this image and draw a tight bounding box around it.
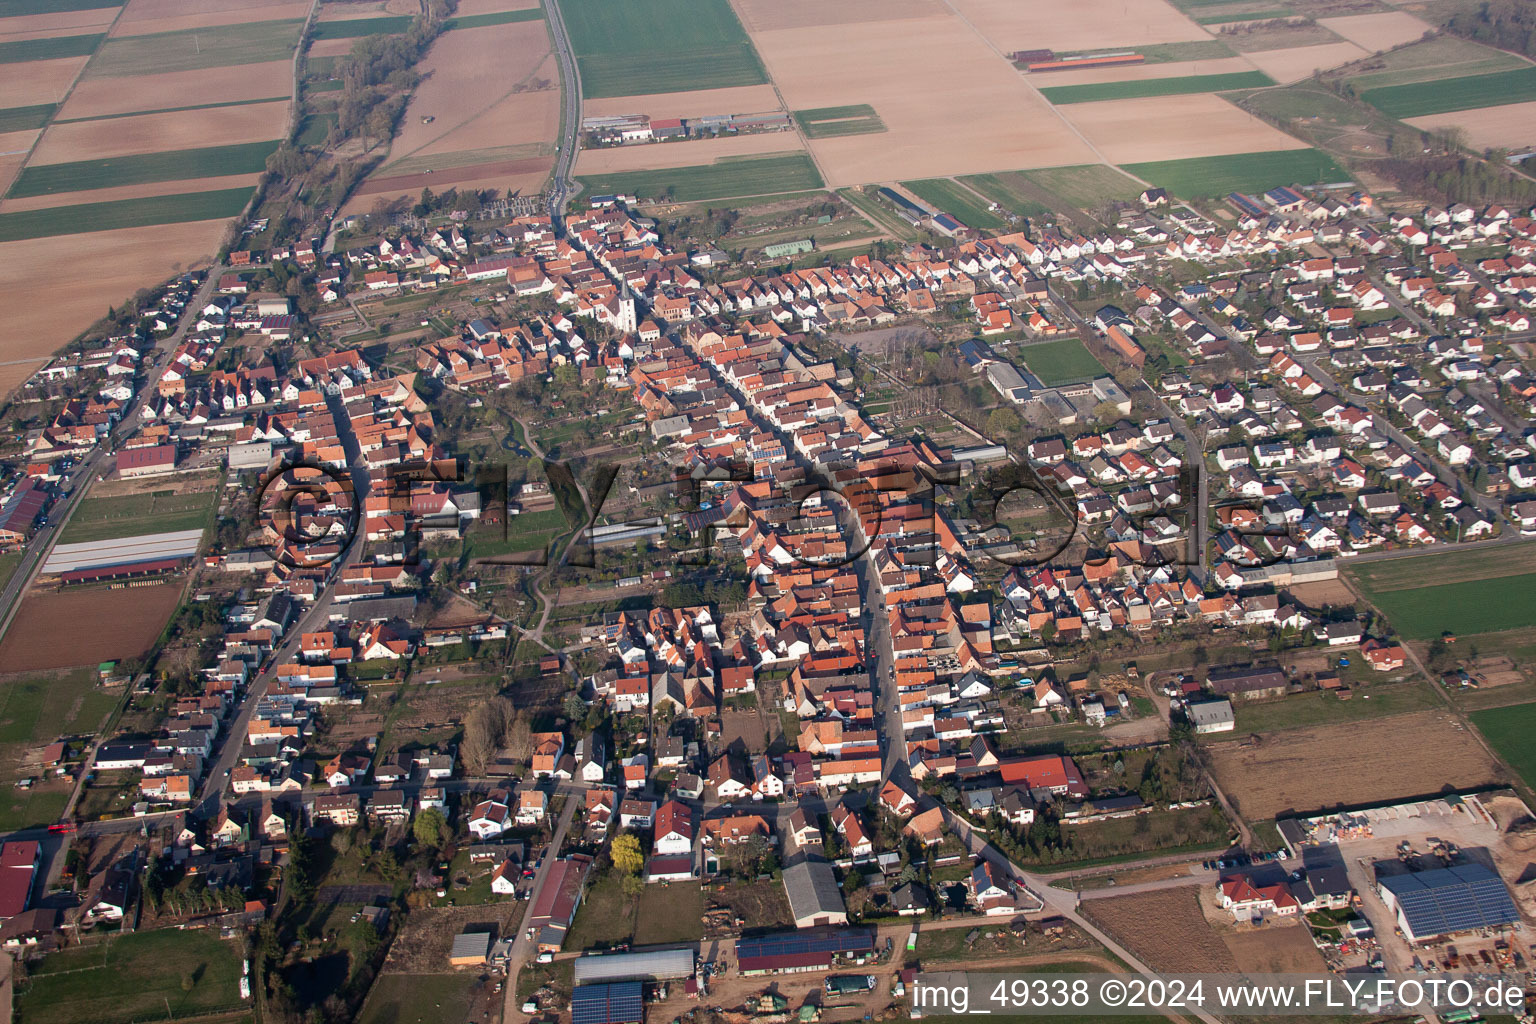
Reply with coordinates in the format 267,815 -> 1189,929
1122,146 -> 1345,197
1242,40 -> 1370,81
0,186 -> 252,241
1063,94 -> 1317,165
1205,710 -> 1505,819
0,0 -> 303,402
1468,701 -> 1536,792
357,973 -> 480,1024
1222,922 -> 1328,972
1216,679 -> 1442,735
1360,65 -> 1536,118
1407,100 -> 1536,151
0,32 -> 102,62
1349,544 -> 1536,641
899,177 -> 1005,230
1081,887 -> 1241,973
794,104 -> 886,138
576,152 -> 823,205
1021,164 -> 1148,210
1316,10 -> 1437,51
951,0 -> 1212,52
1039,70 -> 1274,104
61,477 -> 220,544
15,928 -> 246,1024
1341,33 -> 1528,91
0,667 -> 118,832
557,0 -> 766,98
7,139 -> 278,197
1020,338 -> 1107,385
84,19 -> 304,77
355,9 -> 559,209
734,0 -> 1097,185
0,582 -> 184,672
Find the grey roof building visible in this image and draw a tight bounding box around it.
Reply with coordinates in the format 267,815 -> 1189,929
782,859 -> 847,928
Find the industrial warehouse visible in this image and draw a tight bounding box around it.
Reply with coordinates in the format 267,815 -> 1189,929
1375,862 -> 1523,944
38,528 -> 205,581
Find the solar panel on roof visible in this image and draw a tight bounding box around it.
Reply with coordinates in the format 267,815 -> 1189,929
571,983 -> 643,1024
736,929 -> 873,959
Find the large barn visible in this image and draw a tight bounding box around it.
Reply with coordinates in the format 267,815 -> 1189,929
1376,863 -> 1521,944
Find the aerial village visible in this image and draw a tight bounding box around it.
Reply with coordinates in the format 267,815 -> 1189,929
1,175 -> 1536,1024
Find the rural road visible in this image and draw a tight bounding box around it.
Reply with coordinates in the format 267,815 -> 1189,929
503,794 -> 579,1023
543,0 -> 581,229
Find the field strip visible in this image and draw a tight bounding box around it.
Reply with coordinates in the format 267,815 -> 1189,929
0,171 -> 260,212
51,93 -> 289,123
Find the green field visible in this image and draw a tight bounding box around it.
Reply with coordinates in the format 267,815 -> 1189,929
1355,571 -> 1536,641
1123,148 -> 1346,198
0,103 -> 56,132
794,104 -> 886,138
1020,338 -> 1107,385
557,0 -> 765,98
1040,70 -> 1273,104
900,177 -> 1005,230
578,152 -> 822,204
85,19 -> 303,77
16,929 -> 245,1024
1345,35 -> 1528,91
994,164 -> 1147,214
1360,66 -> 1536,118
445,9 -> 542,30
0,186 -> 253,241
61,483 -> 220,544
956,171 -> 1055,220
310,8 -> 539,39
9,139 -> 279,198
310,14 -> 412,39
0,669 -> 118,832
0,0 -> 117,14
1469,701 -> 1536,791
1217,680 -> 1442,736
0,32 -> 102,63
464,506 -> 569,560
358,974 -> 478,1024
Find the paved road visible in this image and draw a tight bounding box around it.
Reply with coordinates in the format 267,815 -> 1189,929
939,806 -> 1226,1024
542,0 -> 581,229
502,794 -> 578,1022
1301,354 -> 1501,521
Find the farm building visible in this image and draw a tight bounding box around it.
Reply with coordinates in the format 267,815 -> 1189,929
570,982 -> 643,1024
1186,697 -> 1235,733
736,928 -> 875,975
117,444 -> 178,478
528,854 -> 593,950
782,859 -> 847,928
0,481 -> 49,547
0,842 -> 38,920
40,528 -> 205,577
448,930 -> 492,968
1206,663 -> 1288,699
763,239 -> 814,259
574,947 -> 695,985
1375,863 -> 1520,944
